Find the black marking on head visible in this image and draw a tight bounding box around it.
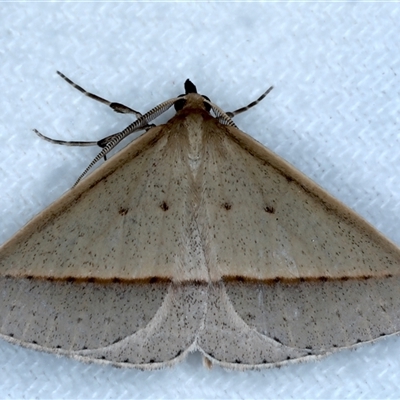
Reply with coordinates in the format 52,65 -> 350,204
264,206 -> 275,214
274,337 -> 282,344
26,275 -> 33,280
9,333 -> 14,337
113,277 -> 121,283
223,202 -> 232,210
235,359 -> 241,364
66,277 -> 76,283
118,208 -> 129,216
202,95 -> 212,112
262,359 -> 267,364
203,101 -> 211,112
149,277 -> 160,284
123,359 -> 129,363
149,359 -> 155,363
174,97 -> 187,111
185,79 -> 197,94
32,341 -> 37,344
175,350 -> 182,358
160,201 -> 169,211
88,277 -> 95,283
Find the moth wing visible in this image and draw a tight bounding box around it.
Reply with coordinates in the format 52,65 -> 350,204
0,125 -> 208,282
0,125 -> 207,368
196,124 -> 400,367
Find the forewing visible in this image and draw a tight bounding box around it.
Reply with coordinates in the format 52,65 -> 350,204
0,125 -> 208,282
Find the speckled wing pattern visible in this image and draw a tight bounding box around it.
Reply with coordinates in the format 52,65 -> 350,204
0,90 -> 399,370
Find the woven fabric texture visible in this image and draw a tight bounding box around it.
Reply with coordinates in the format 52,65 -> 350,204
0,3 -> 399,399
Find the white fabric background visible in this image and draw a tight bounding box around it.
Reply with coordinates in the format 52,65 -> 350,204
0,3 -> 400,399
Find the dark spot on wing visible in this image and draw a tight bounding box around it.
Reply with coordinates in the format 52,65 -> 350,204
264,205 -> 275,214
160,201 -> 169,211
222,202 -> 232,210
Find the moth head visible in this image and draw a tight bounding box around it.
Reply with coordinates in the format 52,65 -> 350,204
174,79 -> 212,113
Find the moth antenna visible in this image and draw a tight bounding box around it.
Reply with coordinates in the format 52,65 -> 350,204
226,86 -> 273,118
73,98 -> 178,186
206,101 -> 238,127
56,71 -> 143,117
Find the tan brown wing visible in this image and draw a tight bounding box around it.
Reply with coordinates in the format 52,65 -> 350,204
195,123 -> 400,367
0,120 -> 210,368
0,101 -> 399,370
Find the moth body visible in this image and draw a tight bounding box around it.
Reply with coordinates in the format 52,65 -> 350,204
0,75 -> 399,370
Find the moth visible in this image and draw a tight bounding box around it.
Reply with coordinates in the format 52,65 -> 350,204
0,72 -> 399,370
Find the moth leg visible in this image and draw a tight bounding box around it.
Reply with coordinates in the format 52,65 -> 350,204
95,124 -> 156,159
35,119 -> 155,149
56,71 -> 143,117
226,86 -> 274,118
34,128 -> 113,160
34,129 -> 98,147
